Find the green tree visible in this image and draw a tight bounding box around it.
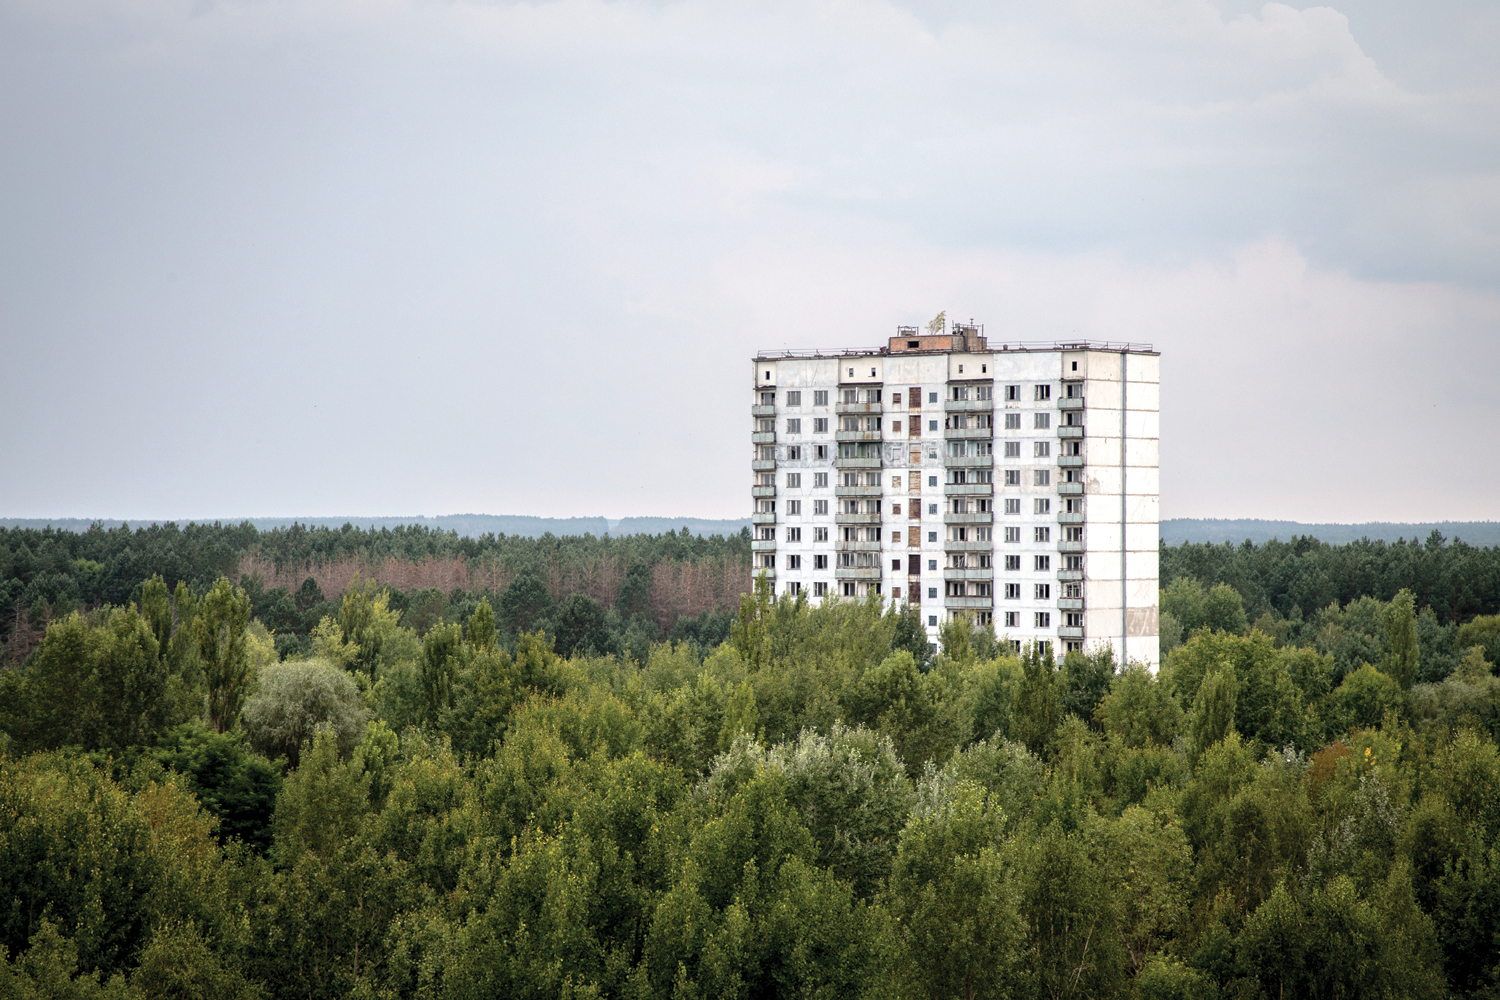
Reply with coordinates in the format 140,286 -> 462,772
195,578 -> 252,733
420,621 -> 463,724
1384,588 -> 1420,689
466,597 -> 497,652
497,573 -> 554,636
241,661 -> 367,767
1188,662 -> 1237,758
1013,641 -> 1062,757
272,727 -> 372,862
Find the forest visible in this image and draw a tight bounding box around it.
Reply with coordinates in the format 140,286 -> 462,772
0,521 -> 1498,998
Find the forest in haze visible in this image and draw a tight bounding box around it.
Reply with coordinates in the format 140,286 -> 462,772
0,521 -> 1499,998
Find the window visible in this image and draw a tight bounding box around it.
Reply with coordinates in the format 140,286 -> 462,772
1035,584 -> 1051,600
977,385 -> 992,400
928,531 -> 938,542
892,530 -> 901,542
928,587 -> 938,599
1035,612 -> 1051,628
1004,413 -> 1020,429
758,418 -> 775,432
1035,555 -> 1051,571
1034,498 -> 1050,515
1070,360 -> 1078,372
974,527 -> 992,540
814,390 -> 828,406
756,526 -> 775,540
1066,612 -> 1085,628
814,472 -> 828,488
892,587 -> 902,599
893,392 -> 902,405
891,558 -> 902,570
1065,383 -> 1082,398
816,445 -> 829,459
892,420 -> 902,433
787,446 -> 801,460
1005,499 -> 1020,514
928,475 -> 937,487
787,419 -> 801,433
786,527 -> 801,541
909,388 -> 922,408
1034,412 -> 1050,430
787,555 -> 801,569
1006,555 -> 1021,571
1035,385 -> 1051,401
1066,526 -> 1084,542
929,615 -> 938,626
1004,441 -> 1020,457
892,504 -> 902,516
760,391 -> 775,405
951,386 -> 969,401
815,527 -> 829,542
786,391 -> 801,407
928,559 -> 938,571
814,554 -> 828,569
1034,442 -> 1051,458
891,475 -> 902,488
1005,385 -> 1020,401
758,445 -> 775,460
786,473 -> 801,488
757,472 -> 775,487
813,499 -> 828,515
814,582 -> 828,597
1004,470 -> 1021,486
787,500 -> 801,515
1065,440 -> 1082,456
760,554 -> 775,568
928,420 -> 938,431
1005,583 -> 1021,600
928,503 -> 938,515
843,582 -> 858,597
1004,527 -> 1020,543
928,392 -> 938,403
813,418 -> 828,433
1064,582 -> 1082,598
787,582 -> 801,594
756,499 -> 776,513
1065,555 -> 1083,571
1034,470 -> 1051,486
1004,611 -> 1019,627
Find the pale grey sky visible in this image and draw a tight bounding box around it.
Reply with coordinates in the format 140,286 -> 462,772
1,0 -> 1497,523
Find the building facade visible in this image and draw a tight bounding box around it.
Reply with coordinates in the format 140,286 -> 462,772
752,323 -> 1161,666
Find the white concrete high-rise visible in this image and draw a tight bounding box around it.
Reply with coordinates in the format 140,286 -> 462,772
752,322 -> 1161,665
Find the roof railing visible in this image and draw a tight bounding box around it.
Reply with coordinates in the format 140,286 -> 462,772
754,340 -> 1155,359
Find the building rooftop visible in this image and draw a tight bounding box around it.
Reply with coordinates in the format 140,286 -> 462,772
754,329 -> 1156,361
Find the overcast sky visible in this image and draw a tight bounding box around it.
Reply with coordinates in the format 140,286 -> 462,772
2,0 -> 1497,524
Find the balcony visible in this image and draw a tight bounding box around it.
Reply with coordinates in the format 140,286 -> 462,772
944,512 -> 994,524
751,512 -> 777,525
1057,626 -> 1085,639
1058,456 -> 1084,468
1057,569 -> 1083,581
834,512 -> 882,525
1058,397 -> 1084,410
837,540 -> 884,552
751,540 -> 777,552
835,455 -> 883,469
1058,426 -> 1084,439
836,430 -> 884,442
752,404 -> 776,417
752,486 -> 776,498
835,402 -> 883,415
944,427 -> 993,440
1058,512 -> 1084,524
834,485 -> 883,497
946,568 -> 996,580
946,540 -> 994,552
944,399 -> 995,412
1058,597 -> 1084,610
752,431 -> 777,444
1059,541 -> 1084,553
945,455 -> 993,467
944,596 -> 994,609
834,566 -> 883,580
1057,482 -> 1083,495
945,483 -> 994,496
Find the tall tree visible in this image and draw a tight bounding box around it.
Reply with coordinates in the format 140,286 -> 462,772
195,577 -> 251,733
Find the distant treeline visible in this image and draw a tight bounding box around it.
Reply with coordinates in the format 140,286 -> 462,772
0,514 -> 753,539
1163,518 -> 1500,546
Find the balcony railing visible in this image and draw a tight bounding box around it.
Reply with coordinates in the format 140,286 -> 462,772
751,404 -> 776,417
1058,456 -> 1084,468
1057,569 -> 1083,581
946,540 -> 993,551
751,512 -> 777,524
944,512 -> 994,524
837,540 -> 883,552
1058,397 -> 1084,410
945,483 -> 994,496
834,485 -> 883,497
944,427 -> 993,440
1058,426 -> 1084,439
1057,626 -> 1085,638
834,566 -> 882,579
1057,597 -> 1084,610
751,540 -> 777,552
835,430 -> 884,442
835,402 -> 883,415
945,455 -> 993,467
945,568 -> 996,580
943,399 -> 995,412
1058,512 -> 1084,524
944,596 -> 994,609
752,486 -> 776,498
1059,541 -> 1084,553
834,512 -> 882,524
752,431 -> 777,444
1057,482 -> 1083,495
834,455 -> 883,468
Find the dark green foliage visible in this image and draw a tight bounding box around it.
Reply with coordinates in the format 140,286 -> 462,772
1062,645 -> 1115,725
152,725 -> 284,854
541,592 -> 618,659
